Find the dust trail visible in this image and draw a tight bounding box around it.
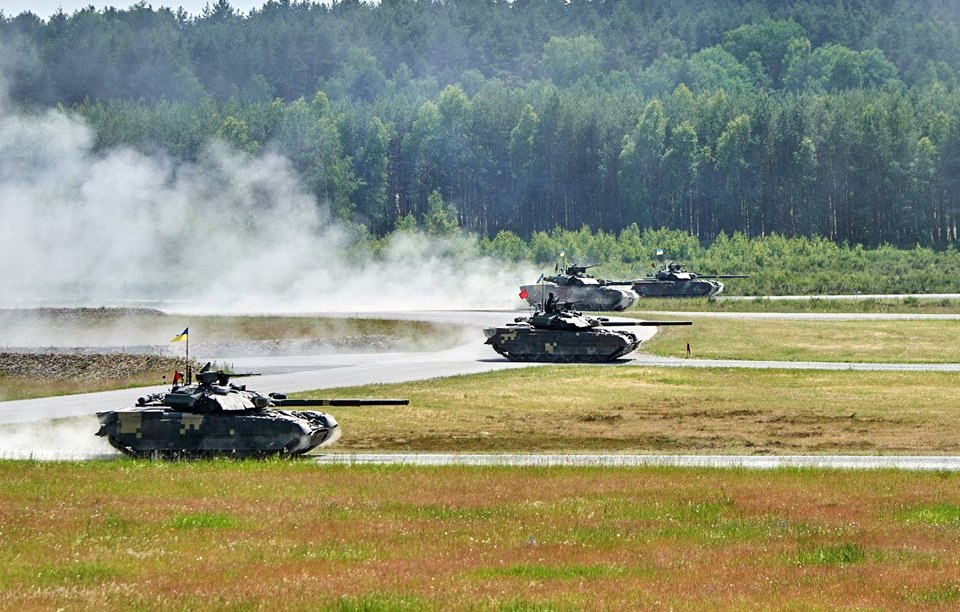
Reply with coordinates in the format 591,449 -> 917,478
0,417 -> 121,460
0,42 -> 534,316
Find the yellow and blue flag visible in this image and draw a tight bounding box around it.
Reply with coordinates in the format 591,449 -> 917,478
655,248 -> 664,256
559,250 -> 565,258
535,273 -> 544,284
171,327 -> 189,342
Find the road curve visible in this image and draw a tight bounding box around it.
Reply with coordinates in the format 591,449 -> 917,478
4,308 -> 960,467
3,308 -> 959,426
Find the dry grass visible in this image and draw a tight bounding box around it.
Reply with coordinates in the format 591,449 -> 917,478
306,366 -> 960,455
642,316 -> 960,363
0,372 -> 172,402
0,461 -> 957,609
0,309 -> 461,348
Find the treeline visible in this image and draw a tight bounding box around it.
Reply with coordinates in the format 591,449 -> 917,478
6,1 -> 960,246
472,226 -> 960,296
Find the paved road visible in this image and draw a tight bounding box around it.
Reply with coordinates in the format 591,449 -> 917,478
310,453 -> 960,471
651,310 -> 960,320
3,450 -> 958,471
720,293 -> 960,301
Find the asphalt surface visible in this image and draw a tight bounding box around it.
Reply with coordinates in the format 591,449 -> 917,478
310,453 -> 960,471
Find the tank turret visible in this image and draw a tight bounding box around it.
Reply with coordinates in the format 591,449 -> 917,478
96,370 -> 408,458
519,263 -> 638,311
484,305 -> 691,362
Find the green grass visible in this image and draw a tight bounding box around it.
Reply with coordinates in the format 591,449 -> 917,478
895,503 -> 960,527
905,582 -> 960,604
0,462 -> 958,609
793,543 -> 867,566
641,316 -> 960,363
298,366 -> 960,454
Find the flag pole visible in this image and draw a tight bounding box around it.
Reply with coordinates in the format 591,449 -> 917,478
186,331 -> 190,384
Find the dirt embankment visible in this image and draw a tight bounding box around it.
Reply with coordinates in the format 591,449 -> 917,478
0,352 -> 189,381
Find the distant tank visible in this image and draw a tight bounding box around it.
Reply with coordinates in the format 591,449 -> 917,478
520,264 -> 638,311
96,369 -> 408,458
624,262 -> 749,298
484,302 -> 691,362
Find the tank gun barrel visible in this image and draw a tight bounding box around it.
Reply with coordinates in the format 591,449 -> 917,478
599,319 -> 693,327
271,398 -> 409,407
699,274 -> 750,279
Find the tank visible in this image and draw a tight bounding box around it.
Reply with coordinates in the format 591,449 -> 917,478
626,262 -> 749,298
96,369 -> 408,458
520,264 -> 638,311
484,303 -> 691,362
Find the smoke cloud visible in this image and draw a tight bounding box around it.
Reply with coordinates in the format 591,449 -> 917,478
0,417 -> 118,460
0,51 -> 533,315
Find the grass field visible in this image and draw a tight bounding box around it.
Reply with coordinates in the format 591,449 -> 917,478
640,316 -> 960,363
1,461 -> 958,609
308,366 -> 960,455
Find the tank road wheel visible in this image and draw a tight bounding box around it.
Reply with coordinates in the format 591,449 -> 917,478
491,344 -> 518,361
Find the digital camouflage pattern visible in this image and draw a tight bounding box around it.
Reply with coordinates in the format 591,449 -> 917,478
96,370 -> 407,458
484,306 -> 691,362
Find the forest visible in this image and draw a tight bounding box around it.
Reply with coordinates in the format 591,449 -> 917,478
4,0 -> 960,248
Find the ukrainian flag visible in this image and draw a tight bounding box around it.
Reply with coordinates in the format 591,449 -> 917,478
536,273 -> 544,284
171,327 -> 189,342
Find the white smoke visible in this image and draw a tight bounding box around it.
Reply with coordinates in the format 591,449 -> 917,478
0,417 -> 118,460
0,63 -> 533,315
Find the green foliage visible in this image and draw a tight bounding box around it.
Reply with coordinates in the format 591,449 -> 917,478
11,1 -> 960,246
423,190 -> 460,237
482,230 -> 530,262
538,35 -> 603,87
793,543 -> 866,566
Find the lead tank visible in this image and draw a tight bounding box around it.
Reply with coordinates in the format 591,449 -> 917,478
520,264 -> 638,311
96,370 -> 408,458
484,304 -> 691,362
626,262 -> 749,298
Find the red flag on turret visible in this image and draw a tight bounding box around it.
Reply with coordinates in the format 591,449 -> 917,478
519,287 -> 529,299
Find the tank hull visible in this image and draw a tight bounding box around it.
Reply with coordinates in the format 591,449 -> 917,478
634,279 -> 724,297
96,408 -> 338,458
519,283 -> 637,311
483,326 -> 641,362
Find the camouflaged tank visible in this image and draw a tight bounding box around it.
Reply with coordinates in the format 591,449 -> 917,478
627,262 -> 749,298
96,370 -> 408,458
520,264 -> 638,311
484,305 -> 691,362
